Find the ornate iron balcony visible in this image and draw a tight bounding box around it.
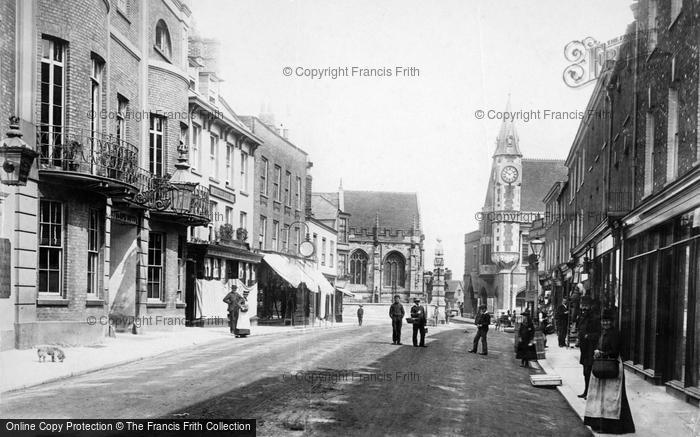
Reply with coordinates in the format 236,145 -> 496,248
36,124 -> 146,193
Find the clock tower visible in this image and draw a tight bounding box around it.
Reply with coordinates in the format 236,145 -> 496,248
490,97 -> 523,310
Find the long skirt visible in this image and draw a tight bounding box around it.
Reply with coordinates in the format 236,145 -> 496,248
583,362 -> 635,434
516,342 -> 536,360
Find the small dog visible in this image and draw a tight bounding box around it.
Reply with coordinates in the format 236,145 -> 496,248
37,346 -> 65,363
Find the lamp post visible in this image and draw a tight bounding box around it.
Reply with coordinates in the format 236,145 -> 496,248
529,238 -> 544,317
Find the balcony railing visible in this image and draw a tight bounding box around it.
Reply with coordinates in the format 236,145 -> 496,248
132,177 -> 210,225
36,124 -> 146,191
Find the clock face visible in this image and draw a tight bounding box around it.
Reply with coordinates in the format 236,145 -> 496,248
299,240 -> 315,258
501,165 -> 518,183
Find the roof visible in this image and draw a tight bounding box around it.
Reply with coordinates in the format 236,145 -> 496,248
445,280 -> 463,292
344,190 -> 420,232
521,159 -> 567,211
312,193 -> 340,219
239,116 -> 309,156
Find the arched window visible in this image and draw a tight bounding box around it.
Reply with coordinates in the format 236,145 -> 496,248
155,20 -> 172,59
349,250 -> 368,285
383,252 -> 405,288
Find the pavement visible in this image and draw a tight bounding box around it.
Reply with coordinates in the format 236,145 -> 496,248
0,321 -> 353,394
538,335 -> 700,437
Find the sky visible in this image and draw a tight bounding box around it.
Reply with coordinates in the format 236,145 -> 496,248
190,0 -> 635,278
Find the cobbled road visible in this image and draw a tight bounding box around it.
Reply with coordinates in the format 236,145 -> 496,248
1,323 -> 591,437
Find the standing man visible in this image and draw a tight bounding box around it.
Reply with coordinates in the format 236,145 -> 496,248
357,304 -> 364,326
223,285 -> 245,337
410,298 -> 427,347
469,304 -> 490,355
389,295 -> 405,345
555,299 -> 569,347
576,297 -> 600,399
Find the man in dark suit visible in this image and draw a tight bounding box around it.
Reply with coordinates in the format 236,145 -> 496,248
576,297 -> 600,399
410,298 -> 427,347
357,305 -> 364,326
223,285 -> 246,337
555,299 -> 569,347
389,295 -> 405,345
469,304 -> 491,355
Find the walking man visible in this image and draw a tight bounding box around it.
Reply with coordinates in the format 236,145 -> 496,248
469,304 -> 490,355
410,298 -> 427,347
576,297 -> 600,399
389,295 -> 405,345
357,305 -> 364,326
555,299 -> 569,347
223,285 -> 245,337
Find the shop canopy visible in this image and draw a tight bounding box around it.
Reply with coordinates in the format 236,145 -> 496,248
262,253 -> 334,296
336,288 -> 355,297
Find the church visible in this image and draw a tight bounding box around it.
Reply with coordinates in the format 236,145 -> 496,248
337,190 -> 425,303
468,99 -> 567,312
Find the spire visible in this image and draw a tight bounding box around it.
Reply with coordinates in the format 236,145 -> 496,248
338,178 -> 345,211
493,95 -> 522,157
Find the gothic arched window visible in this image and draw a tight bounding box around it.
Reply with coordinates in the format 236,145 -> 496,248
349,250 -> 368,285
383,252 -> 405,288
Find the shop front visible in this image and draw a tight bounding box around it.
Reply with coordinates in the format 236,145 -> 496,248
621,206 -> 700,404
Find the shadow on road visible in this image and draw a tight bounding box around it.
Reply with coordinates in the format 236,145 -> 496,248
163,328 -> 591,437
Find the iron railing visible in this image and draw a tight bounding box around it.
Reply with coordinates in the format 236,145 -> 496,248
36,124 -> 145,189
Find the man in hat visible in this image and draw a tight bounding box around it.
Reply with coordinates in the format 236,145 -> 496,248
389,295 -> 405,344
223,285 -> 246,337
576,296 -> 600,399
469,304 -> 491,355
357,305 -> 364,326
555,299 -> 569,347
410,298 -> 427,347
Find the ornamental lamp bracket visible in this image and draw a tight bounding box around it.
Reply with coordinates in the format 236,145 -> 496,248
0,116 -> 38,186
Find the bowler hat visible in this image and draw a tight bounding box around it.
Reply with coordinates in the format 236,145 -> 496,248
413,298 -> 420,303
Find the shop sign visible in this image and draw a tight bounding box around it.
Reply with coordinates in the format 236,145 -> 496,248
111,211 -> 138,226
210,185 -> 236,204
596,234 -> 613,255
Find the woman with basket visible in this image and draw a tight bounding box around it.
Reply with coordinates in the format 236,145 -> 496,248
583,309 -> 635,434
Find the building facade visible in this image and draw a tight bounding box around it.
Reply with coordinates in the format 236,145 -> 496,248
183,34 -> 263,323
341,190 -> 424,303
0,0 -> 213,350
469,100 -> 567,313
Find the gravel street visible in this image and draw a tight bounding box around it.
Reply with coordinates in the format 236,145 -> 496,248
1,324 -> 591,437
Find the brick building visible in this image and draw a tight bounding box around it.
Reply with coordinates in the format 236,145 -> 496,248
462,230 -> 481,317
0,0 -> 212,350
542,0 -> 700,405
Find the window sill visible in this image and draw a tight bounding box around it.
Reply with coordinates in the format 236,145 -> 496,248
191,169 -> 202,177
146,301 -> 167,308
176,302 -> 187,309
116,8 -> 131,24
153,45 -> 172,64
260,193 -> 269,200
86,299 -> 105,307
37,297 -> 69,306
209,177 -> 220,184
273,200 -> 282,206
239,191 -> 249,197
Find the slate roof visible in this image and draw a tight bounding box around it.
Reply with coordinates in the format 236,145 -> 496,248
311,193 -> 339,220
344,190 -> 420,232
520,159 -> 567,211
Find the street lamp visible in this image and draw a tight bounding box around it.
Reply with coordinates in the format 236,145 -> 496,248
529,238 -> 545,319
0,116 -> 38,186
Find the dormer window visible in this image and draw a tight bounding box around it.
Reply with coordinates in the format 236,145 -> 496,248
155,20 -> 172,60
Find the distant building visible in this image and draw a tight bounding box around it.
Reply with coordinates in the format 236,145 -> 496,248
463,230 -> 481,316
341,190 -> 424,303
469,98 -> 567,312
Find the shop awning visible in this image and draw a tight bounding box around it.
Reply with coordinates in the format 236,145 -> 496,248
336,288 -> 355,297
262,253 -> 334,295
263,253 -> 305,288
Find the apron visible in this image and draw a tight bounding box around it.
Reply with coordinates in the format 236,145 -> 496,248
584,359 -> 623,420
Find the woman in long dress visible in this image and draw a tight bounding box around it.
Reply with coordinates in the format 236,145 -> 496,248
516,312 -> 537,367
583,309 -> 635,434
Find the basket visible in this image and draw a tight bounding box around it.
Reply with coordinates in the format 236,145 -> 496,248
592,358 -> 619,379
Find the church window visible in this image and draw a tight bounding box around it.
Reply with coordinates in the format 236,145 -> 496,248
349,250 -> 368,285
383,252 -> 405,288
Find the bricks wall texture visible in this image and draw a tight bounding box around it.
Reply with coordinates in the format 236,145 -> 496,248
0,0 -> 16,127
